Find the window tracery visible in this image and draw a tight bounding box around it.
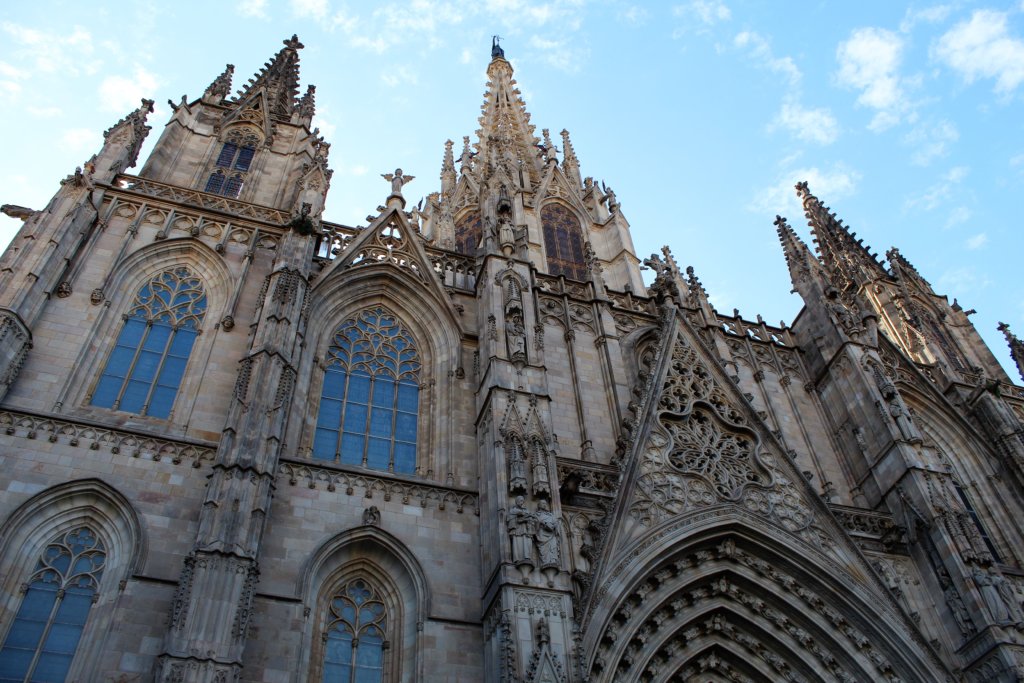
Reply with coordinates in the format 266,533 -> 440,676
454,211 -> 482,255
541,203 -> 586,281
0,527 -> 106,683
320,578 -> 389,683
91,266 -> 207,418
204,128 -> 260,199
313,307 -> 421,474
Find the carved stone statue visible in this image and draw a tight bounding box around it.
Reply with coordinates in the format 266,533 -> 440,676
362,505 -> 381,526
531,439 -> 551,498
508,495 -> 534,567
534,499 -> 560,570
506,312 -> 527,362
507,438 -> 528,494
382,168 -> 414,197
974,569 -> 1018,624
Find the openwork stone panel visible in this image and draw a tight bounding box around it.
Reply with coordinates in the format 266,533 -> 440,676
630,328 -> 815,540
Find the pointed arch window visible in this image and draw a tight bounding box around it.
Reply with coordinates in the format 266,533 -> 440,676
454,211 -> 482,255
0,527 -> 106,683
313,307 -> 420,474
321,578 -> 389,683
91,267 -> 207,418
204,129 -> 259,199
541,203 -> 586,281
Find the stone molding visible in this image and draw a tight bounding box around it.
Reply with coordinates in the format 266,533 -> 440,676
278,460 -> 479,515
0,409 -> 216,466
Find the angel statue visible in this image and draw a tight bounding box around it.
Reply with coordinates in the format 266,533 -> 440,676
382,168 -> 415,198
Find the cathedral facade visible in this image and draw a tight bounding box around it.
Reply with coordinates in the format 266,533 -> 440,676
1,36 -> 1023,682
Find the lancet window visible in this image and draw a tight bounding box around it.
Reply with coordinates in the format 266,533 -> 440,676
204,128 -> 260,198
454,211 -> 482,255
0,527 -> 106,683
320,578 -> 390,683
91,267 -> 207,419
541,203 -> 586,281
313,307 -> 420,474
954,482 -> 1002,562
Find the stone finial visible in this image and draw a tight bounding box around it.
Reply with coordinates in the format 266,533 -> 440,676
491,35 -> 505,60
203,64 -> 235,103
998,322 -> 1024,382
382,168 -> 414,209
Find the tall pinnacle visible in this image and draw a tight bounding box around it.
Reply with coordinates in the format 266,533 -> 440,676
441,139 -> 456,195
475,39 -> 542,186
235,34 -> 304,118
998,322 -> 1024,382
203,64 -> 235,103
795,181 -> 887,290
560,129 -> 582,190
774,214 -> 822,291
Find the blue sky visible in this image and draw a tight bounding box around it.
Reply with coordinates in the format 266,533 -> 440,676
1,0 -> 1022,377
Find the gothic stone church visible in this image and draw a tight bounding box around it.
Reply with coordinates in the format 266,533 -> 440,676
1,35 -> 1023,683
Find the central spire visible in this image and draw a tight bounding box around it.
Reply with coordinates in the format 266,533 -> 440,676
475,39 -> 543,188
234,34 -> 304,119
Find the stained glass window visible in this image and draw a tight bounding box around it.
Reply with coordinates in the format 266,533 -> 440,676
454,211 -> 482,255
91,267 -> 207,419
313,307 -> 420,474
204,130 -> 258,199
0,527 -> 106,683
541,203 -> 586,281
321,579 -> 388,683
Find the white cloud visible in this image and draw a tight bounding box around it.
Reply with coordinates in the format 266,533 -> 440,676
27,105 -> 61,117
944,206 -> 971,229
965,232 -> 988,249
350,165 -> 368,176
750,165 -> 860,217
61,128 -> 99,152
900,5 -> 952,33
528,35 -> 587,73
237,0 -> 269,19
1,23 -> 100,77
772,101 -> 839,145
904,119 -> 958,165
381,65 -> 418,88
291,0 -> 330,20
836,27 -> 907,130
734,31 -> 801,86
620,6 -> 649,24
674,0 -> 731,25
937,266 -> 991,294
933,10 -> 1024,94
98,67 -> 160,114
904,165 -> 969,211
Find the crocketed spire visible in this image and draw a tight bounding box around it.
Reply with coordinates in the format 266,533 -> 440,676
234,34 -> 304,119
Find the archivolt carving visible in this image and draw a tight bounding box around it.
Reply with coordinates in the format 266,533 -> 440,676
591,539 -> 906,683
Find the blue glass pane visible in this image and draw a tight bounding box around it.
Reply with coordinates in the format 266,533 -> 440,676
340,434 -> 365,466
205,172 -> 225,194
347,374 -> 371,403
371,379 -> 395,408
157,356 -> 187,387
19,585 -> 58,620
313,428 -> 339,460
393,443 -> 416,474
120,318 -> 147,346
0,648 -> 33,679
168,329 -> 197,357
216,143 -> 238,168
143,324 -> 172,352
105,346 -> 137,377
3,616 -> 46,649
395,412 -> 417,442
234,146 -> 255,172
317,399 -> 342,429
30,651 -> 73,682
224,175 -> 244,198
130,350 -> 162,383
369,408 -> 393,438
119,380 -> 149,413
91,376 -> 122,408
366,438 -> 389,470
325,630 -> 354,665
322,370 -> 345,400
321,662 -> 347,683
148,386 -> 176,418
42,622 -> 84,656
342,403 -> 367,433
396,382 -> 418,412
